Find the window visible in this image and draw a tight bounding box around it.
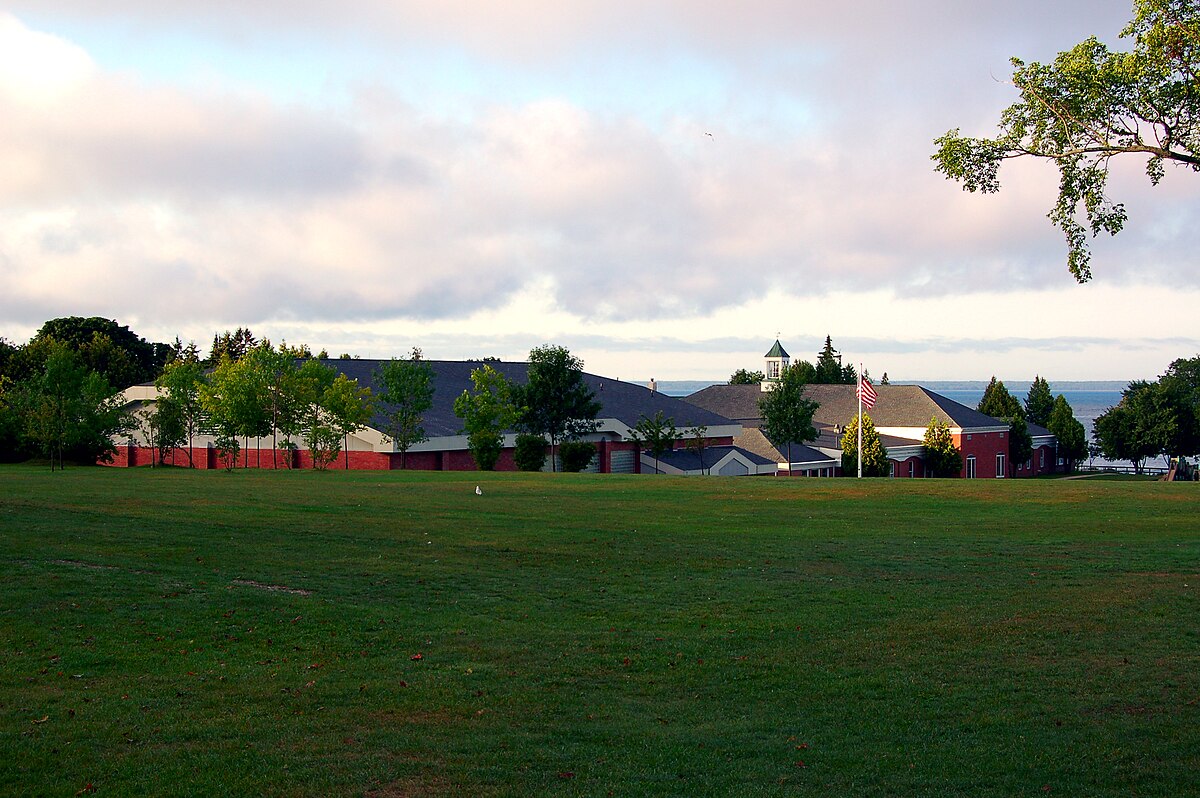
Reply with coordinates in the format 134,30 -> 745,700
966,455 -> 976,478
996,453 -> 1006,478
890,461 -> 896,478
908,461 -> 914,478
1040,449 -> 1045,469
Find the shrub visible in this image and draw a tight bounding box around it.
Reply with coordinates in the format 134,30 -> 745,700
559,440 -> 596,472
514,434 -> 548,472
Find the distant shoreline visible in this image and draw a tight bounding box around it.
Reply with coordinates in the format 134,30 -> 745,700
655,379 -> 1130,397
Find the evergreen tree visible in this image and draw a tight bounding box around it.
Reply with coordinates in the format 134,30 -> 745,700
1047,394 -> 1088,471
978,377 -> 1024,419
840,413 -> 889,477
814,336 -> 844,384
1007,416 -> 1033,476
1025,376 -> 1054,427
922,417 -> 962,477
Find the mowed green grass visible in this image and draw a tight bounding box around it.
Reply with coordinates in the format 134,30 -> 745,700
0,466 -> 1197,797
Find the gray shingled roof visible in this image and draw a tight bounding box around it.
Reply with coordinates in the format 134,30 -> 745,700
320,359 -> 734,438
686,383 -> 1005,430
656,445 -> 776,471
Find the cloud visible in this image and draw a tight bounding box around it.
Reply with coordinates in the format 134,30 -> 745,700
1,4 -> 1198,352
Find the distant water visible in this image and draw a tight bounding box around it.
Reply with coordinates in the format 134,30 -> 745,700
658,379 -> 1133,466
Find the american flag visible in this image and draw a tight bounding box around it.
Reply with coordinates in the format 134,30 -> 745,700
857,377 -> 878,410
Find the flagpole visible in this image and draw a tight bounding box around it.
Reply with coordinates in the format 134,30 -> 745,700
857,362 -> 863,479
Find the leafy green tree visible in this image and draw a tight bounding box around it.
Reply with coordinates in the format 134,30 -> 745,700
1159,355 -> 1200,456
1047,394 -> 1088,471
13,343 -> 130,469
685,425 -> 710,475
840,413 -> 889,477
155,359 -> 207,467
1025,376 -> 1054,427
316,373 -> 374,469
200,356 -> 270,469
376,347 -> 435,469
758,364 -> 818,469
515,346 -> 600,472
453,365 -> 519,471
978,377 -> 1024,420
559,440 -> 597,472
933,0 -> 1200,281
514,433 -> 549,471
1007,416 -> 1034,477
729,369 -> 765,385
630,411 -> 678,474
26,317 -> 169,387
922,417 -> 963,477
1093,380 -> 1178,472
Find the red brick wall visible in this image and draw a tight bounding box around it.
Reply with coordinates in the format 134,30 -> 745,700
953,430 -> 1009,479
889,455 -> 926,478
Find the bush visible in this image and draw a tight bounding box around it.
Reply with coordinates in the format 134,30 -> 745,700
559,440 -> 596,473
514,434 -> 548,472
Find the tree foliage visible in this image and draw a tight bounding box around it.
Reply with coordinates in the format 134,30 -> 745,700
12,343 -> 130,469
1093,360 -> 1200,470
1025,376 -> 1055,427
376,348 -> 435,469
923,416 -> 963,477
978,377 -> 1024,420
840,413 -> 889,477
1007,417 -> 1034,476
934,0 -> 1200,280
729,369 -> 765,385
453,364 -> 519,471
558,440 -> 597,472
630,411 -> 678,474
1047,394 -> 1089,470
758,365 -> 818,469
813,336 -> 857,385
515,346 -> 600,471
513,433 -> 549,472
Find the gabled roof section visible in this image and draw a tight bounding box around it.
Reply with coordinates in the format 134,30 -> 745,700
687,383 -> 1006,431
764,339 -> 789,359
319,359 -> 734,438
656,445 -> 777,471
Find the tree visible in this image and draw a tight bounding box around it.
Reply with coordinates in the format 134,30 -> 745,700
840,414 -> 889,477
1007,416 -> 1034,477
685,425 -> 710,475
29,317 -> 169,387
933,0 -> 1200,281
514,433 -> 548,472
1093,380 -> 1177,471
317,373 -> 374,469
208,327 -> 258,363
1025,376 -> 1055,427
376,348 -> 435,469
978,377 -> 1024,420
1159,355 -> 1200,456
453,364 -> 519,471
758,364 -> 818,470
880,372 -> 890,386
155,359 -> 207,467
559,440 -> 597,472
199,355 -> 270,470
729,369 -> 765,385
630,411 -> 678,474
515,346 -> 600,472
814,336 -> 845,384
1047,394 -> 1088,471
14,343 -> 130,469
923,417 -> 963,477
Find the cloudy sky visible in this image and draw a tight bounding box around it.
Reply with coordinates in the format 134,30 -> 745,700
1,1 -> 1196,382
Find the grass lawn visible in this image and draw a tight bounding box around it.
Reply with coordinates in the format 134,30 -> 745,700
1,465 -> 1197,796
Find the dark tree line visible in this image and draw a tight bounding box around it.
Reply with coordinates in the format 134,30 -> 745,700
1093,357 -> 1200,473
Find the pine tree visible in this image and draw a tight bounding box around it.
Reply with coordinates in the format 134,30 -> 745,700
1025,376 -> 1054,427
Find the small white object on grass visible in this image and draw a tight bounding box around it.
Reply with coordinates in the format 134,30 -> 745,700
475,485 -> 482,495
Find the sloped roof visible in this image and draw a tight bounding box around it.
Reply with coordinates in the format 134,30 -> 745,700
656,445 -> 776,471
686,383 -> 1005,431
764,339 -> 789,359
734,427 -> 836,465
321,359 -> 734,438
